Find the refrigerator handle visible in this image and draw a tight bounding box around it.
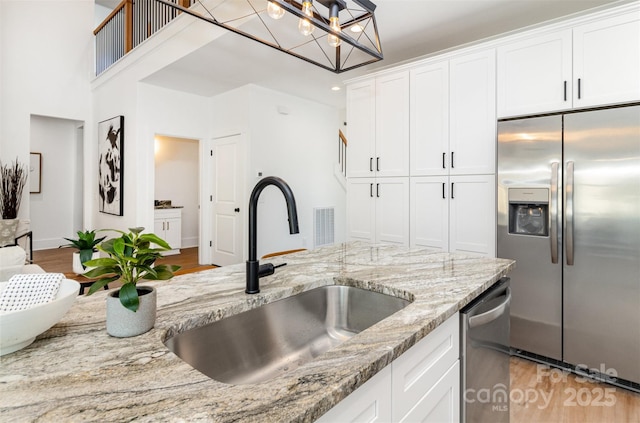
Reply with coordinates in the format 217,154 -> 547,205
550,162 -> 559,264
566,161 -> 575,266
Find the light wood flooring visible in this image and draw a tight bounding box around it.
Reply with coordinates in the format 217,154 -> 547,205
32,247 -> 640,422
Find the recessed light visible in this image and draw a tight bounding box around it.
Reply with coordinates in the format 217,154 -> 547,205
331,86 -> 341,91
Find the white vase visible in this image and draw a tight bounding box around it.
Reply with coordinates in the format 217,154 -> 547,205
106,286 -> 157,338
72,251 -> 99,275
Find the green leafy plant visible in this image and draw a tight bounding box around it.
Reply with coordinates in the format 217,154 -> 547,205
0,158 -> 28,219
60,230 -> 107,269
84,227 -> 180,312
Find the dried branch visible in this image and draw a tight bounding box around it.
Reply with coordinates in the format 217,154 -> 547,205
0,158 -> 28,219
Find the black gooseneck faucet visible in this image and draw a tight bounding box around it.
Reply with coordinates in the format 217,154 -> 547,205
246,176 -> 299,294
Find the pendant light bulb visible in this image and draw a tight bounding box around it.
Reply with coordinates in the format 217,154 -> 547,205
267,1 -> 285,19
328,16 -> 341,47
298,1 -> 314,36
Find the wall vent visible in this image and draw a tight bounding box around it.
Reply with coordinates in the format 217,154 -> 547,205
314,207 -> 335,248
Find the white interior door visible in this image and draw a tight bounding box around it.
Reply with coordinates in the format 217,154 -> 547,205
204,134 -> 244,266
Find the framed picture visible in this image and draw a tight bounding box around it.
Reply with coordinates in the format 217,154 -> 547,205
29,152 -> 42,194
98,115 -> 124,216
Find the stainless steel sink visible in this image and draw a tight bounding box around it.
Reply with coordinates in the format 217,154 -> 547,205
164,285 -> 411,385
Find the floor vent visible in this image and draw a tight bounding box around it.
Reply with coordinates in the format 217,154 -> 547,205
314,207 -> 335,247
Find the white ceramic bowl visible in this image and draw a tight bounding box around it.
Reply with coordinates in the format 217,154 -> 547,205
0,279 -> 80,356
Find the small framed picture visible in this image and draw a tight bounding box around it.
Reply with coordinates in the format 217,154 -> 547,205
30,152 -> 42,194
98,115 -> 124,216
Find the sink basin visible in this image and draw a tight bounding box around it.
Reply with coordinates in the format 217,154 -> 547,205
165,285 -> 411,385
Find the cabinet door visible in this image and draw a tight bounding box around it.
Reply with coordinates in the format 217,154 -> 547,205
164,217 -> 182,250
410,61 -> 449,176
449,50 -> 496,175
315,366 -> 392,423
497,30 -> 572,117
449,175 -> 496,257
398,361 -> 460,423
154,219 -> 165,240
573,11 -> 640,108
376,72 -> 410,177
347,178 -> 376,242
347,79 -> 376,178
375,178 -> 409,246
410,176 -> 449,251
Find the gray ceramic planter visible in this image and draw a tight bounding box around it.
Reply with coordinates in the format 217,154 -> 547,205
106,286 -> 156,337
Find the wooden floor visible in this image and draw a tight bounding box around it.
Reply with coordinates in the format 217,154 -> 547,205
31,247 -> 640,421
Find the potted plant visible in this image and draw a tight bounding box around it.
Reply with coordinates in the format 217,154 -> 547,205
0,158 -> 28,247
60,230 -> 107,274
84,227 -> 180,337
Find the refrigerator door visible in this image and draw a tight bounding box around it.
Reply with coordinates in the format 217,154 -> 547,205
497,115 -> 563,360
563,105 -> 640,384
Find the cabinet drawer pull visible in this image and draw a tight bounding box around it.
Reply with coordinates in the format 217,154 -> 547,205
451,152 -> 455,169
376,157 -> 380,172
442,152 -> 446,169
370,183 -> 373,198
376,183 -> 380,197
451,182 -> 455,199
369,157 -> 373,172
442,182 -> 446,199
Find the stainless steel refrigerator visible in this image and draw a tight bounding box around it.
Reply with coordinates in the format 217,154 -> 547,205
497,104 -> 640,389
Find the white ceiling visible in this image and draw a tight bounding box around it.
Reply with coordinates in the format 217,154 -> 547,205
100,0 -> 626,108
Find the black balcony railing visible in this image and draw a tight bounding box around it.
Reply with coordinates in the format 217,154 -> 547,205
94,0 -> 194,75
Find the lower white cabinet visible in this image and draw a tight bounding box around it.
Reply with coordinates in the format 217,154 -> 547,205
154,208 -> 182,255
410,175 -> 496,257
316,314 -> 460,423
347,177 -> 409,246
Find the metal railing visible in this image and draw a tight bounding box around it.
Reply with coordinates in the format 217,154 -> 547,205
94,0 -> 193,75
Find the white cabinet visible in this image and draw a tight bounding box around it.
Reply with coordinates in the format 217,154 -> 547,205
497,10 -> 640,117
411,175 -> 496,256
315,366 -> 392,423
317,314 -> 460,423
573,11 -> 640,108
411,50 -> 496,177
347,178 -> 409,246
497,30 -> 572,117
154,208 -> 182,255
347,71 -> 410,178
449,50 -> 497,176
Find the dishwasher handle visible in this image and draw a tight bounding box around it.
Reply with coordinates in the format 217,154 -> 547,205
468,287 -> 511,329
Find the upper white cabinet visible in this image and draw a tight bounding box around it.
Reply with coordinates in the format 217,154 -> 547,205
497,30 -> 572,117
411,49 -> 496,177
498,10 -> 640,117
449,50 -> 497,175
347,71 -> 410,178
573,11 -> 640,108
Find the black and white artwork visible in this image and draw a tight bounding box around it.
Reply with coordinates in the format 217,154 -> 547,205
98,115 -> 124,216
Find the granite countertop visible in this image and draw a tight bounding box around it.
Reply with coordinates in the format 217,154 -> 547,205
0,242 -> 514,422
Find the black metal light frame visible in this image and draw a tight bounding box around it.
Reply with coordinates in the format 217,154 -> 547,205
154,0 -> 383,73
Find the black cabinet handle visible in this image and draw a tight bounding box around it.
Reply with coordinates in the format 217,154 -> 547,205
451,182 -> 455,199
451,152 -> 455,169
442,152 -> 446,169
442,182 -> 445,199
369,157 -> 373,172
578,78 -> 581,99
564,81 -> 567,101
370,183 -> 373,197
376,183 -> 380,197
376,157 -> 380,172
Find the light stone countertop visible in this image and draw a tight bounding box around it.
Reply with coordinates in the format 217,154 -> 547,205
0,242 -> 514,422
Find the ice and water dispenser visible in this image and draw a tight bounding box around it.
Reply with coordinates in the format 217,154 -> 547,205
508,188 -> 549,236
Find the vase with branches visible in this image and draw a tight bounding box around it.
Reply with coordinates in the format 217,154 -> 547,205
0,158 -> 28,219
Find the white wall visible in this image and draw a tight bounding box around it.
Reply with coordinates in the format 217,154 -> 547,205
0,0 -> 93,221
154,135 -> 199,248
211,85 -> 345,259
30,116 -> 84,249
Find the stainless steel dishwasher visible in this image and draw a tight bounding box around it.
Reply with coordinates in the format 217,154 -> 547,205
461,277 -> 511,423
